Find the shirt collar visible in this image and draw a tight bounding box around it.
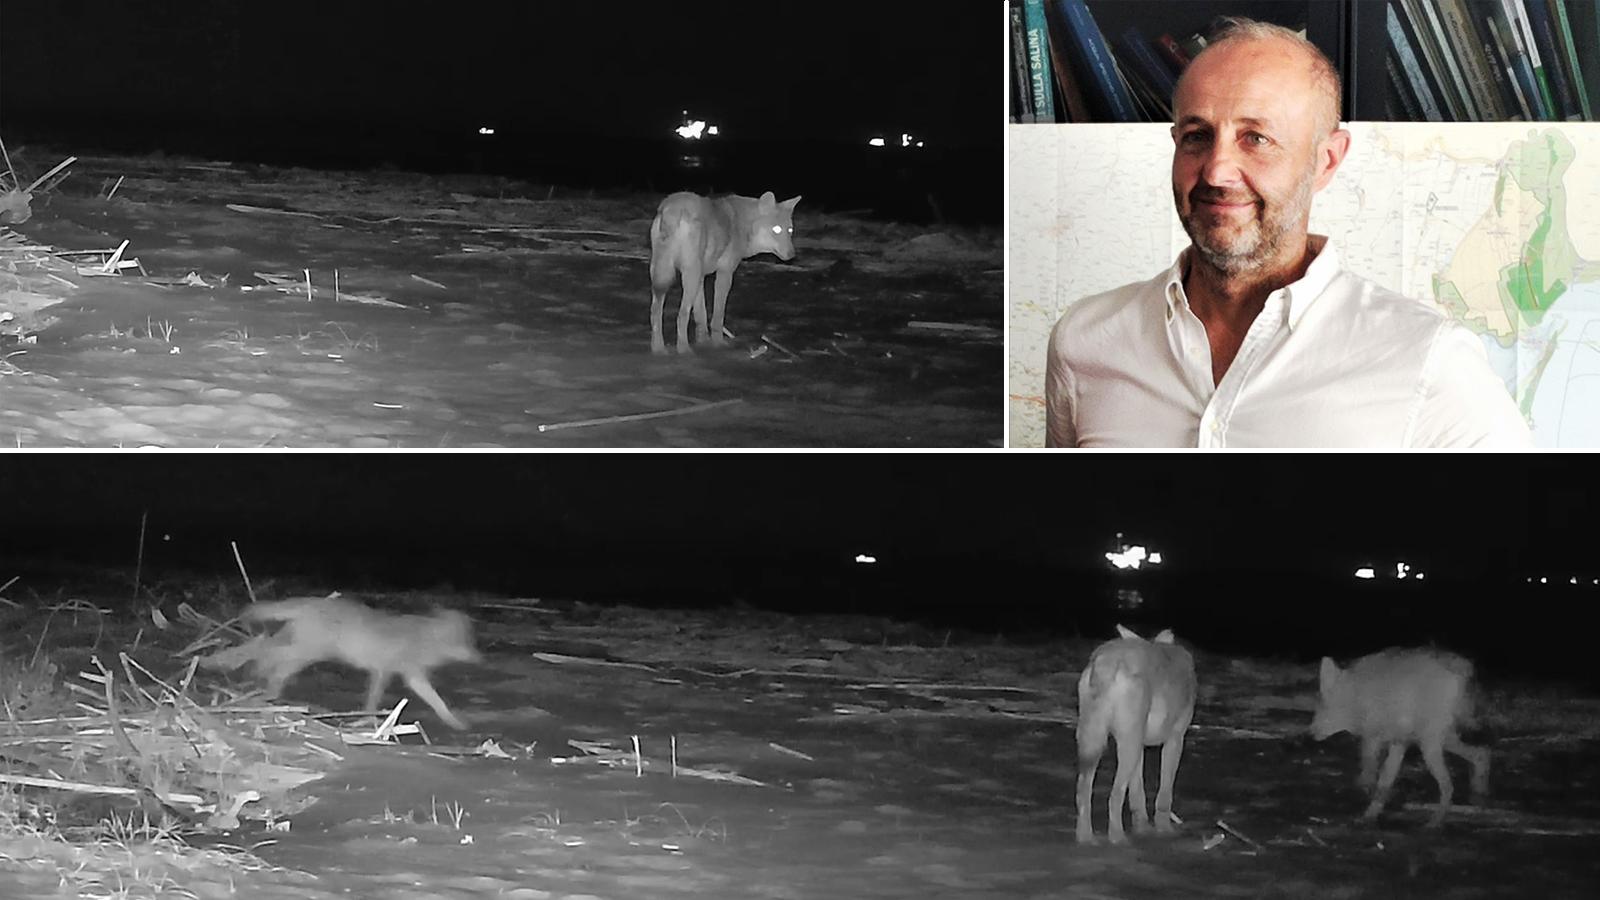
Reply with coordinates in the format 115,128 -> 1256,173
1162,235 -> 1339,329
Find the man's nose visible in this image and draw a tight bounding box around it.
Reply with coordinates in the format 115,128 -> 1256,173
1198,139 -> 1246,188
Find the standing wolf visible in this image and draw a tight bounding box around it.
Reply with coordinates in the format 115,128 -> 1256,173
1075,625 -> 1197,845
1311,648 -> 1490,828
207,595 -> 481,730
648,190 -> 800,354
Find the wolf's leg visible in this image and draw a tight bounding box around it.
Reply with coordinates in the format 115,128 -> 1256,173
1419,736 -> 1455,828
676,262 -> 703,354
1363,742 -> 1406,821
709,268 -> 735,345
364,669 -> 391,714
1444,734 -> 1490,800
1154,727 -> 1187,833
1074,693 -> 1110,845
1358,734 -> 1382,794
403,672 -> 468,730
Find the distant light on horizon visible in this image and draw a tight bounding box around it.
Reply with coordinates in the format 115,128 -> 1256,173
1355,567 -> 1376,579
476,125 -> 495,136
854,553 -> 877,565
1106,545 -> 1157,570
868,137 -> 886,148
675,119 -> 709,140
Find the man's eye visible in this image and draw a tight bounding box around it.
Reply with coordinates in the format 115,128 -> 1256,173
1245,133 -> 1270,146
1181,132 -> 1208,144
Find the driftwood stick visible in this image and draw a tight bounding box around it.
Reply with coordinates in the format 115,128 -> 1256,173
0,773 -> 204,805
24,155 -> 77,194
231,541 -> 258,604
537,398 -> 742,433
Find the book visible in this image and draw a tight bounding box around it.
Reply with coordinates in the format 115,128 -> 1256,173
1504,0 -> 1559,118
1387,54 -> 1426,120
1153,33 -> 1191,76
1564,0 -> 1600,121
1523,0 -> 1583,119
1416,0 -> 1483,117
1051,0 -> 1140,122
1400,0 -> 1471,118
1484,6 -> 1535,119
1023,0 -> 1057,123
1549,0 -> 1594,120
1115,26 -> 1179,114
1437,0 -> 1508,119
1491,1 -> 1550,118
1046,12 -> 1094,122
1178,32 -> 1208,62
1388,2 -> 1447,121
1010,0 -> 1035,123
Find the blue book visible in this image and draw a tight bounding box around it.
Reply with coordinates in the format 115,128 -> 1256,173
1115,26 -> 1178,115
1052,0 -> 1139,121
1523,0 -> 1582,120
1023,0 -> 1057,123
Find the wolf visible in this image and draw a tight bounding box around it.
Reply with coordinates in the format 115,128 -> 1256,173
1311,647 -> 1489,828
1075,624 -> 1197,845
209,595 -> 481,730
648,190 -> 800,355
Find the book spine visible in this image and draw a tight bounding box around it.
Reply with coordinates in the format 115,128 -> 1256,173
1401,0 -> 1468,119
1550,0 -> 1594,120
1387,3 -> 1446,121
1387,55 -> 1426,121
1567,0 -> 1600,121
1494,0 -> 1550,118
1045,11 -> 1095,122
1023,0 -> 1057,123
1418,0 -> 1483,117
1153,33 -> 1190,76
1483,9 -> 1532,120
1438,0 -> 1507,119
1523,0 -> 1582,120
1010,1 -> 1035,123
1052,0 -> 1140,122
1116,26 -> 1179,110
1506,0 -> 1558,118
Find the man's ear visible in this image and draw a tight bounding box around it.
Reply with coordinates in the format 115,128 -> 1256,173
1313,128 -> 1352,193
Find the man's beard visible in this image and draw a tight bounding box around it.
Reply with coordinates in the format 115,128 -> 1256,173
1176,167 -> 1315,277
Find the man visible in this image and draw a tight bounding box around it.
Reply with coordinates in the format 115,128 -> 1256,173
1044,19 -> 1532,448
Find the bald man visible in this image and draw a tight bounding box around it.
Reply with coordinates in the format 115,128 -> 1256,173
1044,19 -> 1532,448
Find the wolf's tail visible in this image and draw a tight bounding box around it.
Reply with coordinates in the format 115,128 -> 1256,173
240,596 -> 323,624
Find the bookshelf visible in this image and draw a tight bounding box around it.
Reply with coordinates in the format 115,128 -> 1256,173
1010,0 -> 1599,123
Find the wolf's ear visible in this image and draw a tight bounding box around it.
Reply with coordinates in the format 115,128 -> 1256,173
1114,623 -> 1139,640
1319,656 -> 1339,687
758,191 -> 777,211
1152,629 -> 1175,644
781,195 -> 801,213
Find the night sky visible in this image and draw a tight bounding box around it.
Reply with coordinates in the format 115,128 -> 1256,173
2,454 -> 1591,585
0,1 -> 994,149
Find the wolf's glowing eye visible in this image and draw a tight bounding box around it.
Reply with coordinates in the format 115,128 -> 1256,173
772,226 -> 782,234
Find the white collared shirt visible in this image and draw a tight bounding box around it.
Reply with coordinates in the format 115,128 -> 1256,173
1045,238 -> 1533,448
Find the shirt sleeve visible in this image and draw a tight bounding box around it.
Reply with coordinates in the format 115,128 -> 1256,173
1408,321 -> 1534,448
1045,314 -> 1078,448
